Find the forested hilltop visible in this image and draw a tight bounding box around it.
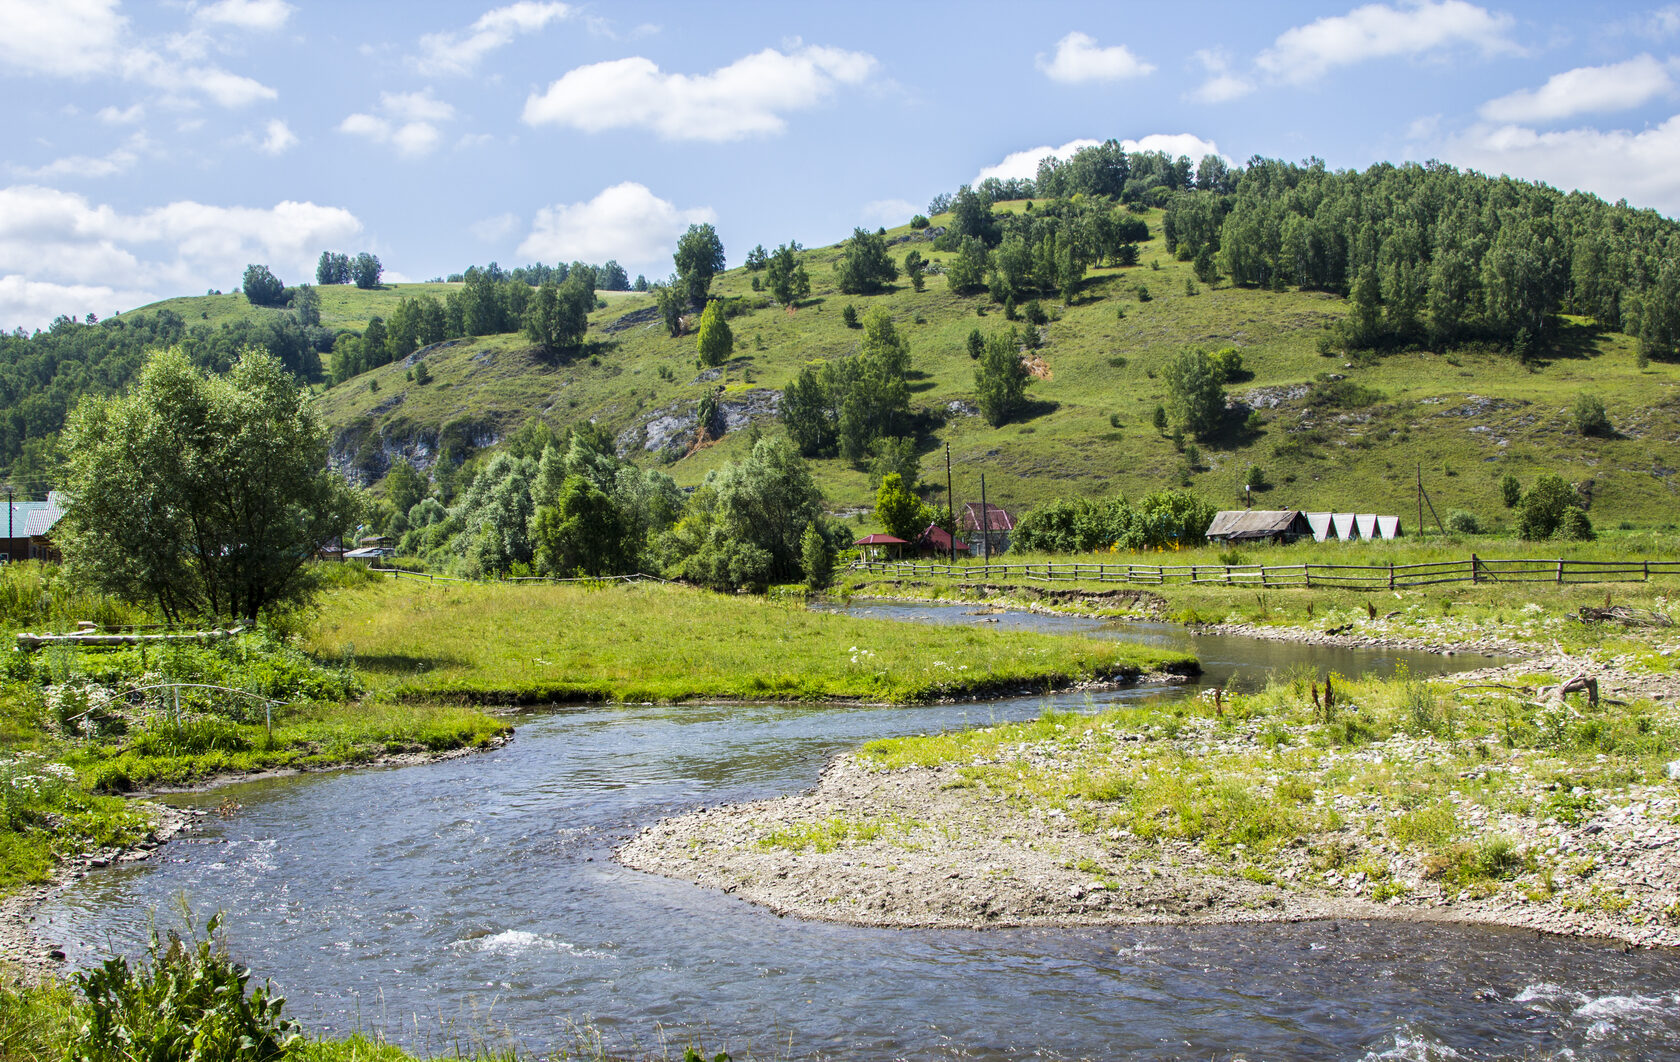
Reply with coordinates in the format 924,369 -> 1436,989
5,143 -> 1680,552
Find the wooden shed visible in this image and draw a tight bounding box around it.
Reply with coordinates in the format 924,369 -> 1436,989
1205,510 -> 1313,544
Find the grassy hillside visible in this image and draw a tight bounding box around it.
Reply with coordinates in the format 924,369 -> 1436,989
143,207 -> 1680,526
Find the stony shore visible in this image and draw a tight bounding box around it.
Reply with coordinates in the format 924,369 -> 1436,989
621,614 -> 1680,948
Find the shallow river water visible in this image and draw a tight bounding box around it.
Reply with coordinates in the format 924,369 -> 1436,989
37,605 -> 1680,1060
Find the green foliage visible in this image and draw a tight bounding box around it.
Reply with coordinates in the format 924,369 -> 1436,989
1498,473 -> 1522,509
661,436 -> 825,590
67,914 -> 301,1062
841,303 -> 860,328
695,299 -> 734,367
1559,506 -> 1595,541
521,274 -> 592,354
241,264 -> 286,308
874,472 -> 931,541
834,228 -> 900,295
350,253 -> 382,290
316,252 -> 350,285
744,244 -> 768,271
903,249 -> 927,293
1243,465 -> 1267,490
674,223 -> 726,308
801,521 -> 835,591
909,214 -> 930,230
59,348 -> 361,623
1207,347 -> 1244,383
654,282 -> 686,337
1516,473 -> 1582,540
1572,392 -> 1613,437
975,328 -> 1030,427
1445,509 -> 1483,534
966,328 -> 984,359
1162,348 -> 1226,439
1012,489 -> 1216,552
782,309 -> 912,465
943,236 -> 990,295
764,242 -> 811,308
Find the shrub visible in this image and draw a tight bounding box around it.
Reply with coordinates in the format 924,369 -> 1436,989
1023,299 -> 1049,326
1572,393 -> 1613,437
1208,347 -> 1244,383
909,214 -> 930,230
1243,465 -> 1267,490
1516,473 -> 1581,540
841,303 -> 860,329
68,914 -> 300,1062
1445,509 -> 1482,534
1135,284 -> 1152,302
1558,507 -> 1595,541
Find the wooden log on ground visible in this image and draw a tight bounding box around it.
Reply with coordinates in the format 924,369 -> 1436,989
16,627 -> 244,652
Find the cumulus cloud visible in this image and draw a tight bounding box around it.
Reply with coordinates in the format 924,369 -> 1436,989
0,0 -> 278,107
516,182 -> 714,268
96,103 -> 145,124
975,134 -> 1225,184
1037,32 -> 1154,84
523,43 -> 877,141
1442,116 -> 1680,216
194,0 -> 294,32
257,118 -> 296,155
1257,0 -> 1516,84
1479,55 -> 1673,123
0,184 -> 362,330
339,90 -> 454,157
0,0 -> 126,77
416,2 -> 573,76
1189,48 -> 1255,103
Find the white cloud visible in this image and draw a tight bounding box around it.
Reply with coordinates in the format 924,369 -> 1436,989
194,0 -> 294,32
1443,116 -> 1680,216
1189,48 -> 1255,103
11,146 -> 139,180
380,89 -> 454,123
1257,0 -> 1516,84
860,199 -> 919,226
416,2 -> 573,76
0,184 -> 362,330
516,182 -> 714,269
96,103 -> 144,124
0,0 -> 278,108
0,0 -> 125,77
339,91 -> 454,157
523,43 -> 877,141
975,134 -> 1226,184
257,118 -> 296,155
470,212 -> 519,242
1037,31 -> 1154,84
1479,55 -> 1673,123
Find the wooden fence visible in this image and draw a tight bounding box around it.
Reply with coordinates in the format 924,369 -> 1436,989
369,568 -> 669,586
849,555 -> 1680,591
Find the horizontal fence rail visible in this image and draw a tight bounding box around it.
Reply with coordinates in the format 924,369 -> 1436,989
849,555 -> 1680,592
368,568 -> 669,586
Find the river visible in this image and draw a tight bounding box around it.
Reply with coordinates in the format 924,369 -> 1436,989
36,604 -> 1680,1060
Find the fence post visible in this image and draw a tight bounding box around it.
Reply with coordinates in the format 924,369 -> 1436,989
1557,559 -> 1563,585
1304,565 -> 1312,589
1388,562 -> 1394,590
1471,554 -> 1479,585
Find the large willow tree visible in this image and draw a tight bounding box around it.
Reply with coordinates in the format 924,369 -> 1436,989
58,347 -> 360,623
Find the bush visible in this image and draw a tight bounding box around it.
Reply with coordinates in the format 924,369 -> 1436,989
1572,393 -> 1613,437
1243,465 -> 1267,490
1445,509 -> 1482,534
1558,507 -> 1595,541
1135,284 -> 1152,302
1208,347 -> 1244,383
909,214 -> 930,230
1023,299 -> 1049,326
68,914 -> 300,1062
841,303 -> 860,329
1516,473 -> 1580,540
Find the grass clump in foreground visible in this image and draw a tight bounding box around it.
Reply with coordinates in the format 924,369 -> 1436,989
305,579 -> 1195,704
853,664 -> 1680,912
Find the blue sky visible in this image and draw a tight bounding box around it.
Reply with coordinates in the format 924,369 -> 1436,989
5,0 -> 1680,330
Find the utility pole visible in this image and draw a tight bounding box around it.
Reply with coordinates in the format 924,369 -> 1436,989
1416,463 -> 1424,541
980,473 -> 990,562
945,442 -> 955,563
5,485 -> 11,559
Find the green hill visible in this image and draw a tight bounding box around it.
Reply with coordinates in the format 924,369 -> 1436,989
296,206 -> 1677,530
